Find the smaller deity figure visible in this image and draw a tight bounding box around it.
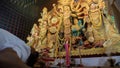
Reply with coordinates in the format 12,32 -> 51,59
71,18 -> 85,49
72,18 -> 84,36
63,5 -> 72,42
41,7 -> 48,21
38,7 -> 49,50
84,21 -> 94,43
27,24 -> 39,48
87,0 -> 106,45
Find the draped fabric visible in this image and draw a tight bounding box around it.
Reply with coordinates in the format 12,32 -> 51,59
64,42 -> 70,67
0,28 -> 31,62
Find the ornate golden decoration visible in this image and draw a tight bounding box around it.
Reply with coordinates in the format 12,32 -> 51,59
57,46 -> 120,57
27,0 -> 120,57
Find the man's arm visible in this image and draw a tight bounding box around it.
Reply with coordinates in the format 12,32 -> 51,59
0,48 -> 30,68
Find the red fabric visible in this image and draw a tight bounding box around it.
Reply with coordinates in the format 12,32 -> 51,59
64,42 -> 70,66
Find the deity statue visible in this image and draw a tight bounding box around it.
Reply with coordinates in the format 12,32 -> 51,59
27,0 -> 120,57
86,0 -> 120,47
47,14 -> 60,57
86,0 -> 106,44
27,23 -> 39,48
37,7 -> 49,50
52,3 -> 65,53
63,5 -> 72,42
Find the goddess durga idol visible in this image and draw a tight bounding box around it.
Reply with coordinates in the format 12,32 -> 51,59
27,0 -> 120,58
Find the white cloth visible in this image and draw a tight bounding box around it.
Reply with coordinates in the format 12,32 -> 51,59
0,28 -> 31,62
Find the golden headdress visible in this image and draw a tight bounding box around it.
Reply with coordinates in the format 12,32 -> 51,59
58,0 -> 71,6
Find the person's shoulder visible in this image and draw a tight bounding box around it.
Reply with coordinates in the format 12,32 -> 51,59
0,28 -> 6,32
0,28 -> 11,35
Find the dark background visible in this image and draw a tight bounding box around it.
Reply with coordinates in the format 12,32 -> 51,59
0,0 -> 57,42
